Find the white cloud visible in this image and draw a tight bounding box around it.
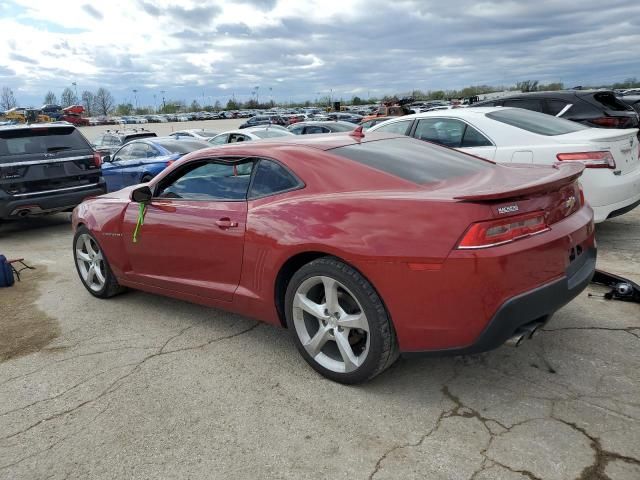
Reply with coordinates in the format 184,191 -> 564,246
0,0 -> 638,106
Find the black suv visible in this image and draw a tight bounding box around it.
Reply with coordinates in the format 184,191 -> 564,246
91,129 -> 157,156
472,90 -> 639,129
0,124 -> 106,220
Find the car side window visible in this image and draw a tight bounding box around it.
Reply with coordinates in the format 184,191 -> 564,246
414,119 -> 465,147
93,136 -> 103,147
229,133 -> 247,143
210,134 -> 228,145
304,126 -> 325,134
155,159 -> 255,201
290,126 -> 304,135
503,99 -> 543,112
375,120 -> 412,135
546,100 -> 571,116
114,144 -> 135,161
249,159 -> 301,198
461,125 -> 493,147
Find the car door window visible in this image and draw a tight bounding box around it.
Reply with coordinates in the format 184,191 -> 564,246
374,120 -> 412,135
249,159 -> 301,198
210,134 -> 229,145
229,133 -> 248,143
123,142 -> 148,161
113,144 -> 135,162
414,119 -> 465,147
92,136 -> 103,147
155,159 -> 255,201
304,126 -> 326,134
461,125 -> 493,147
503,99 -> 543,112
290,126 -> 304,135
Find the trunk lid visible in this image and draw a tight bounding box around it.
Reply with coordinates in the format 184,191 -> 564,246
0,125 -> 101,196
554,128 -> 639,175
436,163 -> 585,225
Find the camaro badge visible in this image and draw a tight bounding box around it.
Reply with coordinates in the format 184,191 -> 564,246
497,205 -> 519,215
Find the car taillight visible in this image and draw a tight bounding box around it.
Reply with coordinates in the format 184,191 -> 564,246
590,116 -> 632,128
556,151 -> 616,169
457,211 -> 549,249
578,183 -> 585,207
92,151 -> 102,168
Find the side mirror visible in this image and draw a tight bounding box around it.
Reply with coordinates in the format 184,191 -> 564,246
131,185 -> 152,204
102,155 -> 111,162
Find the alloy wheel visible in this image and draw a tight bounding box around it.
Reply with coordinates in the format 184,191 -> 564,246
292,275 -> 370,373
75,233 -> 107,292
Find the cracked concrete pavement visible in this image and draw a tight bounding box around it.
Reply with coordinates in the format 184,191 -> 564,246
0,206 -> 639,479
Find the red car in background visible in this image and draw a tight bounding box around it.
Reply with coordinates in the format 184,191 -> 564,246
72,132 -> 596,383
61,105 -> 90,126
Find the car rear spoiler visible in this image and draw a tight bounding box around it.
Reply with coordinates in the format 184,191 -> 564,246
453,163 -> 584,201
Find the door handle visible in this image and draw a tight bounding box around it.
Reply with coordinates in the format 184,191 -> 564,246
215,218 -> 239,229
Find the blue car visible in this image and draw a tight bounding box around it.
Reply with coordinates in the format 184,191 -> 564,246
101,137 -> 210,192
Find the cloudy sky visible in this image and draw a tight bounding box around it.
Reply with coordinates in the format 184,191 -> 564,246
1,0 -> 639,107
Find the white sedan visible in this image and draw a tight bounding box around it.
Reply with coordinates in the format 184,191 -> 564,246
368,107 -> 640,223
208,126 -> 294,145
169,129 -> 220,140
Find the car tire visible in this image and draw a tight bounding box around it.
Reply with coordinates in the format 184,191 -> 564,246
73,226 -> 125,299
285,256 -> 398,384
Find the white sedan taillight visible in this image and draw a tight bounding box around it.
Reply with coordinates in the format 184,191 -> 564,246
556,151 -> 616,169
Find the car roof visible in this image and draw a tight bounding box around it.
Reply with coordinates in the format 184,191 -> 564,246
372,107 -> 504,124
0,122 -> 77,132
200,131 -> 402,153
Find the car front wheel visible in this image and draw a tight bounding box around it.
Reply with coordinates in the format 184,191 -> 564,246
285,257 -> 398,384
73,226 -> 124,298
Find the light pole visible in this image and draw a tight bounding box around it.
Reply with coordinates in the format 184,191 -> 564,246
132,89 -> 138,111
255,86 -> 260,106
71,82 -> 78,103
160,90 -> 166,111
153,94 -> 157,113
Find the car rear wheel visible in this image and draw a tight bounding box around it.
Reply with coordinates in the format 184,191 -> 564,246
73,226 -> 124,298
285,257 -> 398,383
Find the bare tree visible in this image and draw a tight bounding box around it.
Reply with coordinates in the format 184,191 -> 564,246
94,87 -> 115,116
61,87 -> 77,107
44,91 -> 58,105
81,90 -> 95,116
516,80 -> 539,92
1,86 -> 17,110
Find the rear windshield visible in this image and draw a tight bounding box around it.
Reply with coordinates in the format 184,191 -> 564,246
0,127 -> 90,162
591,92 -> 633,112
154,139 -> 209,153
330,138 -> 492,184
486,109 -> 588,136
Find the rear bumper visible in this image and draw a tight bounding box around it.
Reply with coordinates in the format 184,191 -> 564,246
582,167 -> 640,223
403,246 -> 596,357
0,182 -> 107,219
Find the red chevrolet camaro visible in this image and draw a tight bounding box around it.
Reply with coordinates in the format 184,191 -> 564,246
72,131 -> 596,383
